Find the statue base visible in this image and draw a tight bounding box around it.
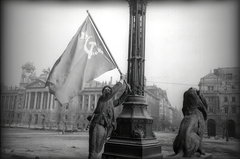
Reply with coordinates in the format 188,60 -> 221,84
164,153 -> 212,159
102,137 -> 163,159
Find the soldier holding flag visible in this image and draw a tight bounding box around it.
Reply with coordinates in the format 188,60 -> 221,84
45,11 -> 130,159
87,75 -> 131,159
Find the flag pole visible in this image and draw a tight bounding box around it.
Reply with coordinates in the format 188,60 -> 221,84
86,10 -> 123,76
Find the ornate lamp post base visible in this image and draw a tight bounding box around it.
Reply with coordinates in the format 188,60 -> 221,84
102,96 -> 163,159
102,138 -> 162,159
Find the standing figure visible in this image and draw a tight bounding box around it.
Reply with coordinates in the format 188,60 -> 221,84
62,116 -> 67,134
87,75 -> 130,159
41,114 -> 45,130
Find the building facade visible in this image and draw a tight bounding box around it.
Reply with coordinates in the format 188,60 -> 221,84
1,62 -> 174,131
146,85 -> 174,131
198,67 -> 240,138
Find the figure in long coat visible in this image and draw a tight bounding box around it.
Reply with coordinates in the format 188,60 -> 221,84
87,75 -> 130,159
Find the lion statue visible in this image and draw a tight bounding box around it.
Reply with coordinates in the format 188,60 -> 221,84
172,87 -> 208,157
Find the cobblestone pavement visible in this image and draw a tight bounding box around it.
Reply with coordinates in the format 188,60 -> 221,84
1,127 -> 240,159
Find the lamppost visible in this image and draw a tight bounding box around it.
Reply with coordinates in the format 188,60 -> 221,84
102,0 -> 163,158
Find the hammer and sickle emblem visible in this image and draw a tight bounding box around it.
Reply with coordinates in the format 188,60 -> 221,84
84,36 -> 97,59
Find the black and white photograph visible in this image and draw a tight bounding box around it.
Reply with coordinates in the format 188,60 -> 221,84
1,0 -> 239,159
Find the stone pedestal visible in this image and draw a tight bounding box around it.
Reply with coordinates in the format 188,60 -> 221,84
102,138 -> 162,159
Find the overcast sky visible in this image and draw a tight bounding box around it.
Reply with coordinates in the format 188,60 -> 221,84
1,0 -> 239,108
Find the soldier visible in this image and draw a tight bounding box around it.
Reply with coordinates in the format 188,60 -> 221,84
62,116 -> 67,135
87,75 -> 131,159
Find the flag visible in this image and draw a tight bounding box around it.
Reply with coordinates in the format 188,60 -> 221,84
46,16 -> 116,105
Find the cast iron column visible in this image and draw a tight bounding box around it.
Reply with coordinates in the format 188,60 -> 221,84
102,0 -> 163,158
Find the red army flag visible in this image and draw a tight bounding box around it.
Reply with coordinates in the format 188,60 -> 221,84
46,16 -> 116,105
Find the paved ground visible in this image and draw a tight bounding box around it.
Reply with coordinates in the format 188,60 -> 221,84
1,127 -> 240,159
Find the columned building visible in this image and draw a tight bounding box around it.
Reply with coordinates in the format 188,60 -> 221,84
1,62 -> 173,131
199,67 -> 240,138
1,86 -> 18,126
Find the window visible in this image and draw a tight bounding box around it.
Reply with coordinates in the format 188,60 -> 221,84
208,86 -> 214,91
209,106 -> 213,113
226,73 -> 233,79
231,106 -> 236,114
224,97 -> 228,102
224,107 -> 228,114
232,97 -> 235,102
208,97 -> 214,103
224,86 -> 227,90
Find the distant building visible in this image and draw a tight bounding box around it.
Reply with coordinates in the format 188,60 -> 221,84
198,67 -> 240,138
146,85 -> 174,131
1,62 -> 174,131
